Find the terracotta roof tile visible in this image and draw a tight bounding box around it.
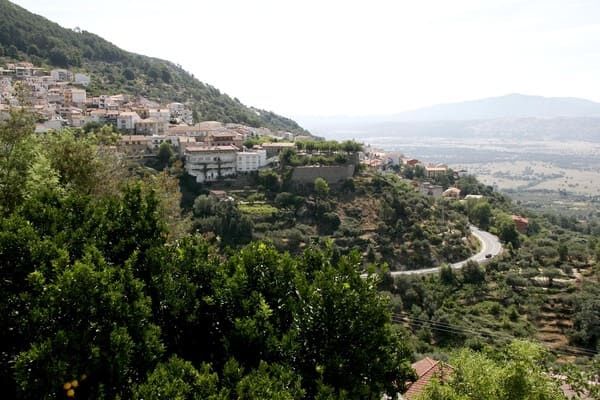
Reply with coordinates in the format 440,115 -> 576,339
404,358 -> 453,400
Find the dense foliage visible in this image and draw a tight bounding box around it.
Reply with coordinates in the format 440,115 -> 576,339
194,170 -> 477,271
0,111 -> 414,399
0,0 -> 307,133
416,341 -> 565,400
1,108 -> 599,398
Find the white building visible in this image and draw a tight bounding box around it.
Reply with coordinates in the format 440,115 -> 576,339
167,102 -> 185,115
185,145 -> 237,183
236,150 -> 267,172
149,108 -> 170,122
168,124 -> 209,138
74,73 -> 91,86
64,88 -> 86,106
135,118 -> 160,135
148,108 -> 170,133
117,111 -> 141,132
168,102 -> 193,124
70,114 -> 90,128
50,69 -> 73,82
275,131 -> 294,141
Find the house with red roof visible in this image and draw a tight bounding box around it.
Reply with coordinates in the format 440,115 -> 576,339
401,357 -> 453,400
511,215 -> 529,234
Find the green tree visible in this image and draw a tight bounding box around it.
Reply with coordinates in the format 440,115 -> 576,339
498,218 -> 520,248
440,264 -> 456,285
560,359 -> 600,400
414,165 -> 426,179
0,214 -> 48,394
236,362 -> 305,400
45,130 -> 101,193
275,192 -> 303,209
279,148 -> 296,167
7,44 -> 19,58
157,141 -> 175,169
468,200 -> 491,229
123,68 -> 135,81
314,177 -> 330,198
14,250 -> 164,399
24,152 -> 61,199
133,357 -> 226,400
570,283 -> 600,349
418,341 -> 564,400
558,243 -> 568,262
48,47 -> 70,66
318,212 -> 341,234
258,170 -> 281,193
194,194 -> 217,217
542,267 -> 562,287
295,251 -> 415,398
461,260 -> 485,285
193,197 -> 253,246
0,110 -> 36,214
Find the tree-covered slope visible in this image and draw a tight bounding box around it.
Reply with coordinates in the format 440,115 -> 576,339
0,0 -> 307,133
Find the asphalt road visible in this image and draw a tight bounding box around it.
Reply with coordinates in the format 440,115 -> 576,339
388,225 -> 503,276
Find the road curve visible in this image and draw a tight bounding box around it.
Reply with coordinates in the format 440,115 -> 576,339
387,225 -> 503,276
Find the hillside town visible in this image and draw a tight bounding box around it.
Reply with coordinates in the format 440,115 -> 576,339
0,61 -> 465,188
0,62 -> 322,182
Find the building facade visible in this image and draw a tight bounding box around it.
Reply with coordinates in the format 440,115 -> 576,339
236,150 -> 267,172
185,145 -> 238,183
117,112 -> 141,132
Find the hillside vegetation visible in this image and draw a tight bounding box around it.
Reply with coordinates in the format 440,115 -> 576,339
0,0 -> 307,133
2,109 -> 599,397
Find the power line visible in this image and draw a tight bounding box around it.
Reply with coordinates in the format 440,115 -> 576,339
393,312 -> 598,356
393,316 -> 597,358
392,312 -> 598,358
393,315 -> 596,358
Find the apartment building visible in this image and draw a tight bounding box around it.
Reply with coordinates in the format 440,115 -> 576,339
185,145 -> 238,183
236,149 -> 267,172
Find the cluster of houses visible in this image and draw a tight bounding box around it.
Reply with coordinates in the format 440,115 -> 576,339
0,62 -> 313,183
360,144 -> 471,199
118,127 -> 309,183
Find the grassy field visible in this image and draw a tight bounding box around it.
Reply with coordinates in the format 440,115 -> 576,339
459,161 -> 600,197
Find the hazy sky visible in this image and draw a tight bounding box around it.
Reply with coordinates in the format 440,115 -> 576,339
10,0 -> 600,117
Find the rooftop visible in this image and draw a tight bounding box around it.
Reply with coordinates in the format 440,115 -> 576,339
512,215 -> 529,224
186,145 -> 238,152
404,358 -> 453,400
118,111 -> 140,117
210,131 -> 239,138
120,135 -> 150,142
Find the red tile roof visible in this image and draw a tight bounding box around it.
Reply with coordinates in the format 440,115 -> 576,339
404,358 -> 453,400
412,357 -> 437,377
511,215 -> 529,224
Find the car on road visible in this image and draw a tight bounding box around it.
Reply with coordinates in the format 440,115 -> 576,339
485,253 -> 492,259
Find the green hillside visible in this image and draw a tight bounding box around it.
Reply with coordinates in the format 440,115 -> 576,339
0,0 -> 307,133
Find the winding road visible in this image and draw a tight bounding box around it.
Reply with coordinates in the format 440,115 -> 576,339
388,225 -> 503,276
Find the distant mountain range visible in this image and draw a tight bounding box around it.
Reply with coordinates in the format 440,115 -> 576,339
0,0 -> 307,133
298,94 -> 600,141
388,93 -> 600,121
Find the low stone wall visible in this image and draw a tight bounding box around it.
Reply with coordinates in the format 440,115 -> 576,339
291,164 -> 355,184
